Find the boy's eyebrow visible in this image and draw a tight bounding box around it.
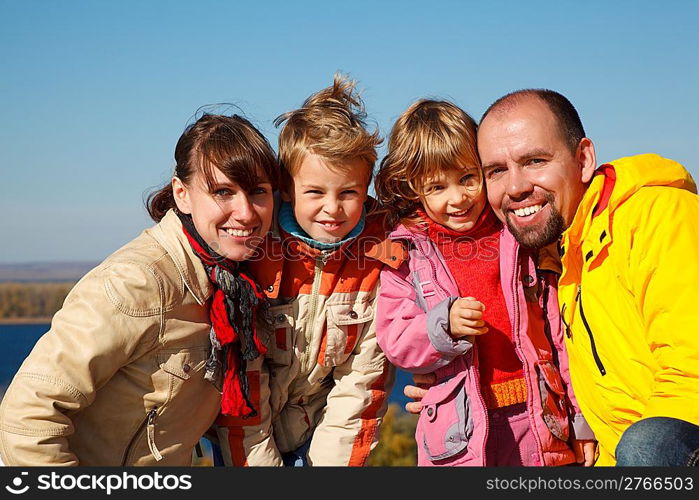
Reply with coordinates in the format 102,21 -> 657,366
301,183 -> 363,189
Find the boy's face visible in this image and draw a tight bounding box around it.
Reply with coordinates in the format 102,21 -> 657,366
419,166 -> 486,232
287,153 -> 369,244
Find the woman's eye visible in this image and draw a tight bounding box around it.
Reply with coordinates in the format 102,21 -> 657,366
251,186 -> 268,196
214,189 -> 233,197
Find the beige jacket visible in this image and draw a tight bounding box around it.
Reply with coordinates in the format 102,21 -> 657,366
0,210 -> 221,466
216,211 -> 403,466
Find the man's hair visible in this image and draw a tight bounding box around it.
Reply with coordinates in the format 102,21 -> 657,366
274,73 -> 381,186
374,99 -> 480,228
481,89 -> 586,153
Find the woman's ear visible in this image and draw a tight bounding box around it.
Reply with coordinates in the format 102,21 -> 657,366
172,177 -> 192,214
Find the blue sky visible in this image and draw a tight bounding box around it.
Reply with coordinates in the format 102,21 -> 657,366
1,0 -> 697,263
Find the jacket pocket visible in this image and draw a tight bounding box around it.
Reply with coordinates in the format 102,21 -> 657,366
535,359 -> 570,442
418,371 -> 472,462
265,304 -> 294,366
324,301 -> 373,366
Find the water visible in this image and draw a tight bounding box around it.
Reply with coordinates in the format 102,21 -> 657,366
0,324 -> 413,409
0,323 -> 50,397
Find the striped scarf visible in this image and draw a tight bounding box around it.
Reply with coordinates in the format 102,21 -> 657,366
177,212 -> 268,418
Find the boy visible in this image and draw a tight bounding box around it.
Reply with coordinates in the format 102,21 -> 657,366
216,75 -> 401,466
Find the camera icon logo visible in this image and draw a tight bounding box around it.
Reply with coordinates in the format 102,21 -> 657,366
5,472 -> 29,495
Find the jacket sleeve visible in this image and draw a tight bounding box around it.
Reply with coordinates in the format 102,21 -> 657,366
0,262 -> 162,466
375,260 -> 472,374
626,188 -> 699,424
307,293 -> 394,466
215,355 -> 283,466
542,272 -> 594,441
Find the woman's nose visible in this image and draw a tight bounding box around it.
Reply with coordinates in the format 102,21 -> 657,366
230,193 -> 257,223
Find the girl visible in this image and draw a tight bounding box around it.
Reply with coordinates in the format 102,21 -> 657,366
374,100 -> 594,466
0,113 -> 279,465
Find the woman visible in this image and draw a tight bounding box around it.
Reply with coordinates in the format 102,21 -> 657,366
0,113 -> 279,465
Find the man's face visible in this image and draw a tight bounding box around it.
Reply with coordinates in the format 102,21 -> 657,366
478,97 -> 595,249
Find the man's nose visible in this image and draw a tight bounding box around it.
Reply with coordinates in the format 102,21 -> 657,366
505,167 -> 534,201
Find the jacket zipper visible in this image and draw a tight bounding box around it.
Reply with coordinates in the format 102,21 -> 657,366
122,406 -> 161,465
146,406 -> 163,461
510,246 -> 544,465
303,251 -> 329,372
576,285 -> 607,376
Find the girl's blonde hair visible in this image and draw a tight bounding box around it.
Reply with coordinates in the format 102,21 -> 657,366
374,99 -> 480,228
274,73 -> 382,187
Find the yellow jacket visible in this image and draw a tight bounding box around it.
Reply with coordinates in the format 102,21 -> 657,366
559,154 -> 699,466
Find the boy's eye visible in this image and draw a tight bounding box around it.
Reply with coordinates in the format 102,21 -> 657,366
341,189 -> 358,195
305,189 -> 323,195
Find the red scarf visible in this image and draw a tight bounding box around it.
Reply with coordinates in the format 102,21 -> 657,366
178,213 -> 267,418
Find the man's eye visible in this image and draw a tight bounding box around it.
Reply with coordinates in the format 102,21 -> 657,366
528,158 -> 545,165
485,168 -> 505,179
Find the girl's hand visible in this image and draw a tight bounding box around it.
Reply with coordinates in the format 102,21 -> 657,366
448,297 -> 488,338
572,439 -> 597,466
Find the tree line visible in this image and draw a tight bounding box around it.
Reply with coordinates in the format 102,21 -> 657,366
0,282 -> 75,319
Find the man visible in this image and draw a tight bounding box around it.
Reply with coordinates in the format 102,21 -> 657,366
407,90 -> 699,466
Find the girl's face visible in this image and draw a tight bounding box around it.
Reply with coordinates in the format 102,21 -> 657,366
419,165 -> 486,232
173,166 -> 274,261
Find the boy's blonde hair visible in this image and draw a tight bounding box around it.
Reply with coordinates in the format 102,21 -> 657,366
374,99 -> 481,228
274,74 -> 382,186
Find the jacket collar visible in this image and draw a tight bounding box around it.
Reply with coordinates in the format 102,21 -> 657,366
148,209 -> 213,306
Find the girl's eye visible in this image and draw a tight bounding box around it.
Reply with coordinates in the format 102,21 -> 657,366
341,189 -> 358,195
305,190 -> 323,195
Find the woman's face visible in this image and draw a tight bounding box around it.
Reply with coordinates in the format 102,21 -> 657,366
173,166 -> 274,261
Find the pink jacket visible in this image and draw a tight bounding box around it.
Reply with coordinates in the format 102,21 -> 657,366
376,223 -> 592,466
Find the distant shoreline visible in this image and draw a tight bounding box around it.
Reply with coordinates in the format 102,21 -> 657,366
0,317 -> 52,325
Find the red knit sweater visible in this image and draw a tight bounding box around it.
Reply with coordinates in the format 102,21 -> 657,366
426,208 -> 526,409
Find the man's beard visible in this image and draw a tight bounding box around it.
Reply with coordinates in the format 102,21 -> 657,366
504,195 -> 565,249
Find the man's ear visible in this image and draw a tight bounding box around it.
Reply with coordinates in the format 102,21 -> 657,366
577,138 -> 597,184
172,177 -> 192,214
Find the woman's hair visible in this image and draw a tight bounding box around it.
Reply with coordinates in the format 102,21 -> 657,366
274,73 -> 382,187
374,99 -> 480,228
146,113 -> 279,222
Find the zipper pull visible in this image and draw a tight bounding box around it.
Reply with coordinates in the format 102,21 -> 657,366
561,304 -> 572,339
146,406 -> 163,461
320,250 -> 331,265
